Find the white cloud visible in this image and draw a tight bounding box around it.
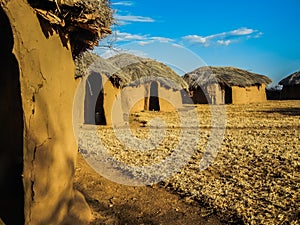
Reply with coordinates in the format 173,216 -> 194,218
217,40 -> 232,46
183,34 -> 219,47
112,31 -> 175,45
115,31 -> 148,42
230,28 -> 255,36
183,27 -> 262,47
183,35 -> 208,44
254,32 -> 264,39
151,37 -> 174,42
115,14 -> 155,23
111,1 -> 133,6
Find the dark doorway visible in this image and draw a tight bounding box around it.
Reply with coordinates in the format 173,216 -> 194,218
225,85 -> 232,104
193,87 -> 209,104
84,72 -> 106,125
0,7 -> 24,225
149,81 -> 160,111
95,90 -> 106,125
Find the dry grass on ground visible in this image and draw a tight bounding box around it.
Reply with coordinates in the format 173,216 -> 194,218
76,100 -> 300,225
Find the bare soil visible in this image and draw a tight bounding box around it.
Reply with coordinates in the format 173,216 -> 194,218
74,154 -> 223,225
74,100 -> 300,225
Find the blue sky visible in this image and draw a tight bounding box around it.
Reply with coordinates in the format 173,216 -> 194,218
95,0 -> 300,85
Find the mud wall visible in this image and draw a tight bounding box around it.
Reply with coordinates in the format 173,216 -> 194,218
1,0 -> 91,224
102,76 -> 123,126
280,85 -> 300,100
190,83 -> 224,105
158,86 -> 183,111
121,83 -> 184,114
231,84 -> 267,104
190,84 -> 267,105
122,85 -> 147,113
74,73 -> 123,127
206,83 -> 224,104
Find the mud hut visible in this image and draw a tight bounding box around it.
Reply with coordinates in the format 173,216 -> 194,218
74,51 -> 127,126
112,59 -> 189,112
0,0 -> 112,224
184,66 -> 272,104
279,71 -> 300,99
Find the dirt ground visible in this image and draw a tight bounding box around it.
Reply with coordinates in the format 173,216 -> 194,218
74,100 -> 300,225
74,154 -> 223,225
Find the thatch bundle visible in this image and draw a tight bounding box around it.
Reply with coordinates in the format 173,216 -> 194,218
76,53 -> 188,90
108,53 -> 147,69
279,70 -> 300,86
28,0 -> 113,56
75,51 -> 118,77
184,66 -> 272,89
75,51 -> 131,88
113,60 -> 189,90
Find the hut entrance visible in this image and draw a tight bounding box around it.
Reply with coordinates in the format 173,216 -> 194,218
84,72 -> 106,125
225,85 -> 232,104
0,7 -> 24,225
95,90 -> 106,125
192,88 -> 208,104
149,81 -> 160,111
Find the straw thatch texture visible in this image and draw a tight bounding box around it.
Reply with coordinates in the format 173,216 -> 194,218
113,60 -> 189,91
75,51 -> 129,87
76,52 -> 188,90
28,0 -> 113,56
108,53 -> 147,68
279,71 -> 300,86
184,66 -> 272,89
75,51 -> 119,77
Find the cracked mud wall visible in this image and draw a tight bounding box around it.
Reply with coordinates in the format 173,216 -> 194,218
1,0 -> 91,224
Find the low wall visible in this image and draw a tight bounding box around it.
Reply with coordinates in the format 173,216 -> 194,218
231,84 -> 267,104
159,86 -> 183,111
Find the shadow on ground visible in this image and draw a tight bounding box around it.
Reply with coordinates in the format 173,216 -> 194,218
259,107 -> 300,116
74,154 -> 224,225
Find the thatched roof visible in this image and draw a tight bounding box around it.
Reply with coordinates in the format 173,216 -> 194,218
112,60 -> 189,90
75,51 -> 118,77
107,53 -> 147,68
75,52 -> 188,90
75,51 -> 129,87
28,0 -> 113,57
184,66 -> 272,89
279,71 -> 300,86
